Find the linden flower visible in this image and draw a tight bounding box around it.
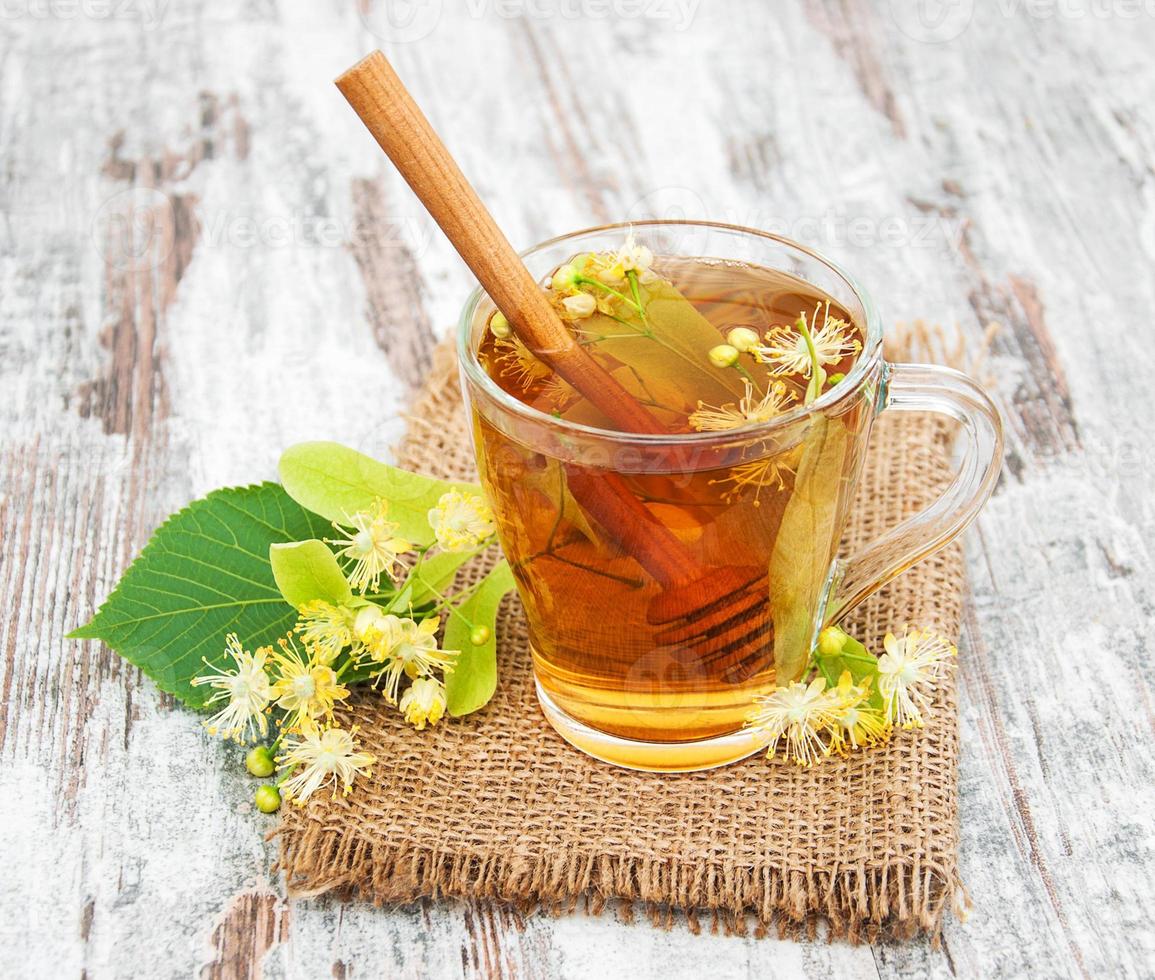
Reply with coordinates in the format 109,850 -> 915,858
689,379 -> 794,432
399,676 -> 448,731
376,617 -> 458,704
538,373 -> 577,409
825,671 -> 889,754
612,231 -> 657,282
494,334 -> 552,388
710,454 -> 796,503
754,303 -> 859,377
561,292 -> 597,318
351,605 -> 403,663
269,636 -> 349,731
191,634 -> 272,743
876,626 -> 957,729
277,720 -> 375,804
327,499 -> 411,593
746,677 -> 839,766
428,490 -> 497,553
295,599 -> 356,665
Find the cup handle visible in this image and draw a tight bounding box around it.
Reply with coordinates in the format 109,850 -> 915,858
821,362 -> 1004,627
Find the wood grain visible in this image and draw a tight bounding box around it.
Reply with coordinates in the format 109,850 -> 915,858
2,1 -> 1153,977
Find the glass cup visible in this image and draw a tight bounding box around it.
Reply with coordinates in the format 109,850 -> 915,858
457,221 -> 1002,771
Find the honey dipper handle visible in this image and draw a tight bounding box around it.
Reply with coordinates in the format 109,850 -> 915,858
335,51 -> 662,435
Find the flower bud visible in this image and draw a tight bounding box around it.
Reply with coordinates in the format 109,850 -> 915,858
254,784 -> 281,813
818,626 -> 848,656
245,745 -> 275,778
550,264 -> 579,291
726,326 -> 760,353
561,292 -> 597,318
489,311 -> 512,339
470,625 -> 491,646
708,344 -> 740,369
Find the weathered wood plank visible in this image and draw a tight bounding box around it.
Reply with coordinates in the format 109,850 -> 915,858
2,1 -> 1153,977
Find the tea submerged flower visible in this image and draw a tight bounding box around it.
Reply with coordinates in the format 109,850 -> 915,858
327,499 -> 411,593
191,634 -> 272,743
277,721 -> 375,804
689,379 -> 793,432
428,490 -> 497,553
494,334 -> 552,387
754,303 -> 859,377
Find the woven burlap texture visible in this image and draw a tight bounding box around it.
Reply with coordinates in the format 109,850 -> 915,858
277,329 -> 966,943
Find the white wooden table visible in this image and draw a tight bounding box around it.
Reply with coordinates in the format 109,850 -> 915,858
3,2 -> 1153,976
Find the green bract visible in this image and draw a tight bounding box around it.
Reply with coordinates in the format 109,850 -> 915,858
767,417 -> 848,684
443,560 -> 515,717
270,539 -> 354,608
278,441 -> 476,546
68,484 -> 328,709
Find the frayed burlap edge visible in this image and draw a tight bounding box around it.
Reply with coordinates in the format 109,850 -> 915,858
275,321 -> 988,944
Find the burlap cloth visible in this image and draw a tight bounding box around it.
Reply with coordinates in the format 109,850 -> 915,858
276,328 -> 968,943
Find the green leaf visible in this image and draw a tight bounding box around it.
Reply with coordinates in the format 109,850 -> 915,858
767,416 -> 849,683
557,278 -> 744,428
69,483 -> 332,709
815,635 -> 884,710
278,442 -> 478,546
442,560 -> 516,717
269,539 -> 353,608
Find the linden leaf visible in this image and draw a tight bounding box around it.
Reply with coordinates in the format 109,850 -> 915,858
767,416 -> 849,683
278,442 -> 477,547
68,483 -> 330,709
559,278 -> 744,428
442,560 -> 516,717
269,539 -> 353,608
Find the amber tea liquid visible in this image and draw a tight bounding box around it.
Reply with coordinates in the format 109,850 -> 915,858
471,257 -> 872,769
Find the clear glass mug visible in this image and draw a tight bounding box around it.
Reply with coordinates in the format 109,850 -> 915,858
457,221 -> 1002,771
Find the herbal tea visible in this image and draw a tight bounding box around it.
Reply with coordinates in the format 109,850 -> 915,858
469,240 -> 875,763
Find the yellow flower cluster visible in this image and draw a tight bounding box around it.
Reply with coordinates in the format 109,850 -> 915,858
745,625 -> 955,766
545,231 -> 657,322
192,632 -> 350,745
289,491 -> 494,737
192,631 -> 369,806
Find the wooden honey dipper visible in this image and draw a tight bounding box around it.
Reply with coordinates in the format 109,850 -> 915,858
336,52 -> 771,676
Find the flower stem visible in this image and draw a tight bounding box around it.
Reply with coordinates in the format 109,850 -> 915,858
796,312 -> 826,404
575,274 -> 642,314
